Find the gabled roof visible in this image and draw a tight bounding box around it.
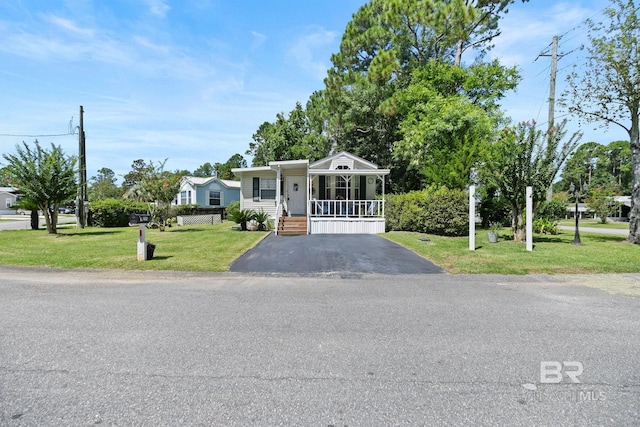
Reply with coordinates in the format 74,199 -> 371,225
181,176 -> 240,189
309,151 -> 379,171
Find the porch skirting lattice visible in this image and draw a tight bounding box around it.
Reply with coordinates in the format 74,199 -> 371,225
177,214 -> 222,226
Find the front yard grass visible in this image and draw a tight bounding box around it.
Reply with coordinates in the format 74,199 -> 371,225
1,222 -> 639,274
0,222 -> 267,272
383,229 -> 640,274
558,219 -> 630,230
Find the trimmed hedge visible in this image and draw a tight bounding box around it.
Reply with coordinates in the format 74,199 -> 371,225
89,199 -> 149,227
386,186 -> 468,236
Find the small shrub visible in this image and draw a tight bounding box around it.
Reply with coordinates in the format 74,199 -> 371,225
253,209 -> 270,231
533,217 -> 558,234
385,186 -> 468,236
89,199 -> 148,227
536,200 -> 567,222
229,208 -> 256,231
423,186 -> 468,236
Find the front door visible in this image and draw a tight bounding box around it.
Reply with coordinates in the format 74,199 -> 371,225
287,176 -> 306,215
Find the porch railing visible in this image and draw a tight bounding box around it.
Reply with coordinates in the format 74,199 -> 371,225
309,199 -> 384,218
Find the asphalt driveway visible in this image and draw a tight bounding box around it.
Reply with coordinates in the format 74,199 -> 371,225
230,233 -> 443,274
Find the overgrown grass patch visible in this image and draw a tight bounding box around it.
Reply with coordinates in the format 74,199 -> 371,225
0,222 -> 267,271
384,229 -> 640,274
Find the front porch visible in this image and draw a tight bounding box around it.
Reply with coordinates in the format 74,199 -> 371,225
307,199 -> 385,234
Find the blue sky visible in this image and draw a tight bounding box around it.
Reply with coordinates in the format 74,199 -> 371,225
0,0 -> 628,182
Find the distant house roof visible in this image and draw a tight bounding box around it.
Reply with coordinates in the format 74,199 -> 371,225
182,176 -> 240,189
0,186 -> 17,194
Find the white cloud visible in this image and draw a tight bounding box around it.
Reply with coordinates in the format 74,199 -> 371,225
287,26 -> 337,81
145,0 -> 171,18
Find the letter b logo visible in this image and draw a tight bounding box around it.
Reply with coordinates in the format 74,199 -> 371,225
540,361 -> 583,383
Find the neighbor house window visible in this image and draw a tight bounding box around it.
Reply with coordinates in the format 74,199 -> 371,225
208,191 -> 221,206
260,178 -> 276,200
180,190 -> 191,205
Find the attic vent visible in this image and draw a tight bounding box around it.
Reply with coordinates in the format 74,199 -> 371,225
330,157 -> 354,170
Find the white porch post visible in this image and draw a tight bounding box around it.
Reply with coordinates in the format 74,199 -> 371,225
469,185 -> 476,251
526,186 -> 533,252
381,175 -> 385,216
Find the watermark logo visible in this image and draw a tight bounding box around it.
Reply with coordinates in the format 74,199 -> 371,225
520,361 -> 607,403
540,361 -> 583,384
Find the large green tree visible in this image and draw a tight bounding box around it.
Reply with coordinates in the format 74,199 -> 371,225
214,154 -> 246,180
392,60 -> 518,189
122,159 -> 182,231
3,141 -> 77,234
482,120 -> 580,242
322,0 -> 525,192
247,102 -> 331,166
88,167 -> 121,201
564,0 -> 640,243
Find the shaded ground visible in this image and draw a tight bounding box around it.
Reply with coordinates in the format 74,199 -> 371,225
230,233 -> 443,275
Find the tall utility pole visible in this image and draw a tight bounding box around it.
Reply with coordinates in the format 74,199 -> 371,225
76,105 -> 87,228
538,36 -> 559,201
547,35 -> 558,132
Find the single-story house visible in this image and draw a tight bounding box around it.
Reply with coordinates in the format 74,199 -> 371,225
232,151 -> 390,235
173,176 -> 240,209
0,186 -> 18,215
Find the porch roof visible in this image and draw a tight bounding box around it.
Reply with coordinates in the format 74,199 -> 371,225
308,169 -> 390,176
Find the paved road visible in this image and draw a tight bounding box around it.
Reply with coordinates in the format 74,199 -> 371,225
0,267 -> 638,425
0,215 -> 76,231
230,233 -> 443,275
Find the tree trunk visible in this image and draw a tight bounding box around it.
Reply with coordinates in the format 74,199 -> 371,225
511,205 -> 525,242
628,114 -> 640,244
29,210 -> 38,230
454,40 -> 463,67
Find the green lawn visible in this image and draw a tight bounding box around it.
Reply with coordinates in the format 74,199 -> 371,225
1,222 -> 639,274
383,228 -> 640,274
0,222 -> 267,272
558,219 -> 630,230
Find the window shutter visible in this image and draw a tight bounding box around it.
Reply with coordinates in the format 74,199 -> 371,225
360,176 -> 367,200
319,176 -> 325,199
220,192 -> 224,207
253,177 -> 259,201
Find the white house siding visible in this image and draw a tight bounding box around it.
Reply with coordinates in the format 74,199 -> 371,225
239,171 -> 278,218
309,218 -> 385,234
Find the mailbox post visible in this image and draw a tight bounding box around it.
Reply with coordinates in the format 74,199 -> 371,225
130,213 -> 152,261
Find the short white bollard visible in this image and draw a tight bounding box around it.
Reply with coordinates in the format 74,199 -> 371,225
137,224 -> 147,261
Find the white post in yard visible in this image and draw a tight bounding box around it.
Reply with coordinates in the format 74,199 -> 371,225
137,224 -> 147,261
526,186 -> 533,252
469,185 -> 475,251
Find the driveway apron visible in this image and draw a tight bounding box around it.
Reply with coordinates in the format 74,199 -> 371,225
230,233 -> 443,274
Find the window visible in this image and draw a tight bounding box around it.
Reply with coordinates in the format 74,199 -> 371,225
179,190 -> 192,205
208,191 -> 221,206
260,178 -> 276,200
335,176 -> 348,200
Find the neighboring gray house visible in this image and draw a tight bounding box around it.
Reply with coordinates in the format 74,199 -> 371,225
0,186 -> 18,215
173,176 -> 240,209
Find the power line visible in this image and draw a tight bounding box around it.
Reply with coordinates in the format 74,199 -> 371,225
0,117 -> 76,138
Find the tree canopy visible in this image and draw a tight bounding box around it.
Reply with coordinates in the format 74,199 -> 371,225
2,141 -> 77,234
564,0 -> 640,243
481,120 -> 580,241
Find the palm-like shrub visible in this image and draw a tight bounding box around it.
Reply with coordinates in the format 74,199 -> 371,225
254,209 -> 270,231
229,208 -> 256,231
